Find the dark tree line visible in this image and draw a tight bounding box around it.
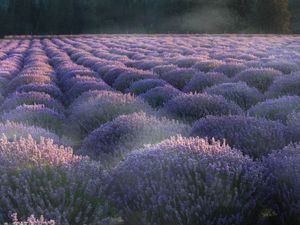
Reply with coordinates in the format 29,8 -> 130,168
0,0 -> 297,36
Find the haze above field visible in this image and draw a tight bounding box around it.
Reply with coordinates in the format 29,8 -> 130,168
0,0 -> 299,36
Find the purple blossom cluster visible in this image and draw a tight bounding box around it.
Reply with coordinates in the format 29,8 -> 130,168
159,68 -> 196,89
0,135 -> 110,224
191,115 -> 292,158
266,72 -> 300,98
234,68 -> 282,92
140,85 -> 182,108
2,104 -> 65,134
0,35 -> 300,224
126,78 -> 169,95
1,91 -> 65,113
248,95 -> 300,124
81,112 -> 191,158
262,144 -> 300,224
67,90 -> 153,142
159,93 -> 243,123
203,82 -> 263,109
0,121 -> 60,144
107,136 -> 263,225
16,83 -> 64,101
183,72 -> 229,93
4,213 -> 55,225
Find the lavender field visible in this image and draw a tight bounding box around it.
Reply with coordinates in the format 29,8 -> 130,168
0,35 -> 300,225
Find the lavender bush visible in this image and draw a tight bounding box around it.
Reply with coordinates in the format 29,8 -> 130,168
287,111 -> 300,142
140,86 -> 182,108
159,93 -> 243,123
81,112 -> 190,158
112,69 -> 155,92
0,136 -> 111,225
2,104 -> 65,134
126,78 -> 168,95
126,59 -> 163,70
16,83 -> 64,101
183,72 -> 229,93
192,60 -> 223,72
6,75 -> 52,94
174,57 -> 200,68
152,64 -> 179,75
102,66 -> 130,85
159,68 -> 196,89
107,136 -> 263,225
191,115 -> 291,158
212,63 -> 247,77
262,144 -> 300,225
0,135 -> 80,169
266,72 -> 300,98
60,75 -> 98,92
234,68 -> 282,92
204,82 -> 263,109
67,91 -> 153,140
0,121 -> 60,144
60,70 -> 97,85
65,79 -> 112,103
248,96 -> 300,124
264,61 -> 299,74
1,92 -> 65,113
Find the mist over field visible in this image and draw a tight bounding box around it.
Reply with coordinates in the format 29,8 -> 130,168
0,0 -> 299,35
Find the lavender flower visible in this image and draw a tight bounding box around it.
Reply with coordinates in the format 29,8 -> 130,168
126,59 -> 163,70
262,143 -> 300,225
140,86 -> 182,108
16,83 -> 64,101
248,96 -> 300,124
191,115 -> 291,158
108,136 -> 263,225
2,104 -> 65,134
174,57 -> 200,68
159,93 -> 243,123
126,78 -> 169,95
204,82 -> 263,109
0,136 -> 111,224
0,121 -> 61,144
266,72 -> 300,98
81,112 -> 191,158
159,68 -> 196,90
183,72 -> 229,93
65,80 -> 112,103
264,61 -> 299,74
192,60 -> 223,72
67,91 -> 153,140
4,213 -> 55,225
102,66 -> 130,85
112,69 -> 155,92
152,64 -> 179,75
234,68 -> 282,92
212,63 -> 247,77
6,75 -> 52,94
1,92 -> 65,113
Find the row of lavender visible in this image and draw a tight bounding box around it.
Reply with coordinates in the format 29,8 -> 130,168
0,35 -> 300,225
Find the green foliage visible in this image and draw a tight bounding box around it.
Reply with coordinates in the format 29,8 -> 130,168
289,0 -> 300,33
256,0 -> 290,33
0,0 -> 297,35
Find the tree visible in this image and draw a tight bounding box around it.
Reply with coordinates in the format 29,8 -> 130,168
256,0 -> 290,33
289,0 -> 300,33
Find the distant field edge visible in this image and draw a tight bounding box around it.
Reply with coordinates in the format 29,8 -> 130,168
2,33 -> 300,40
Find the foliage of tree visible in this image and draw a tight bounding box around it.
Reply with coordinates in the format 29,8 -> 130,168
256,0 -> 290,33
0,0 -> 298,36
